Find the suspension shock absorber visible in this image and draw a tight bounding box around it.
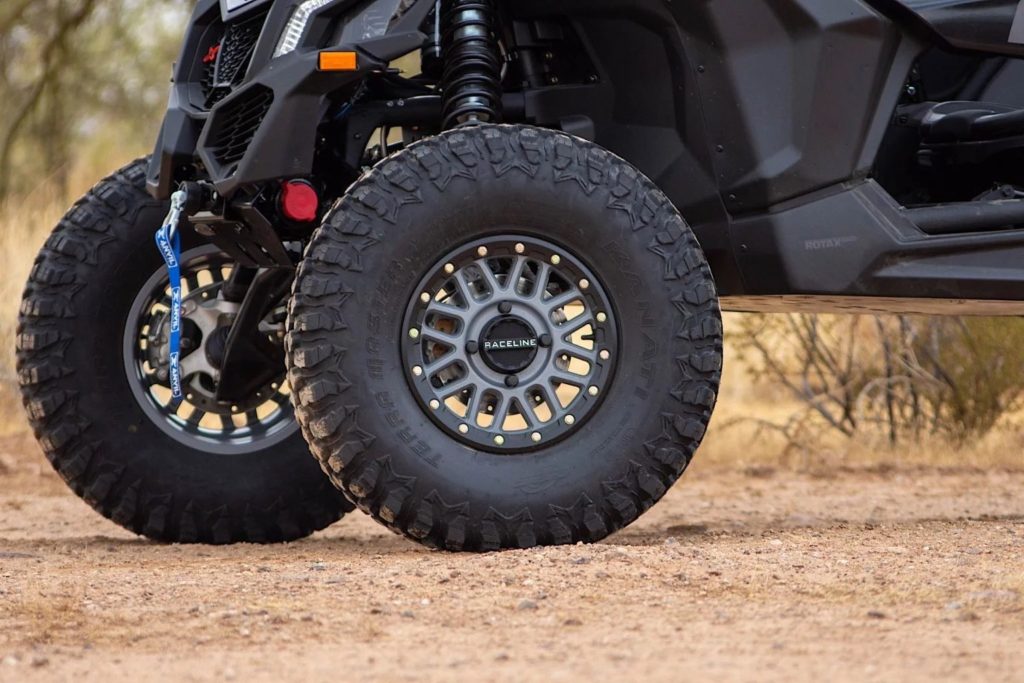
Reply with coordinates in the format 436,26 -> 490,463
440,0 -> 503,129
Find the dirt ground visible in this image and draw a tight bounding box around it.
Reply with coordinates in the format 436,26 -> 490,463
0,432 -> 1022,683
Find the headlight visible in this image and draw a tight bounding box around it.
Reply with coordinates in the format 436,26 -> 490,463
274,0 -> 337,58
274,0 -> 405,59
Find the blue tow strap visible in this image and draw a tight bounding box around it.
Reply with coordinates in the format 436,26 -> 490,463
155,190 -> 187,400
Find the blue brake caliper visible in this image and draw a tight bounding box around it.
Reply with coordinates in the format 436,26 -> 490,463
154,190 -> 187,400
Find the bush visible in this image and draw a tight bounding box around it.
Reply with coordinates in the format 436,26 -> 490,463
734,314 -> 1024,447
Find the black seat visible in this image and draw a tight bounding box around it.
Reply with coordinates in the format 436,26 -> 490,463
903,101 -> 1024,144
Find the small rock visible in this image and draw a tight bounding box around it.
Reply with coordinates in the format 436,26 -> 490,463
867,611 -> 886,620
564,618 -> 583,626
957,610 -> 981,622
2,655 -> 19,667
495,653 -> 510,662
571,556 -> 590,565
29,655 -> 48,668
663,537 -> 679,547
400,610 -> 415,619
945,602 -> 963,612
238,627 -> 251,637
769,539 -> 783,547
517,599 -> 538,611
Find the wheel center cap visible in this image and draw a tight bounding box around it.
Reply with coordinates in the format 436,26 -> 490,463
479,315 -> 539,374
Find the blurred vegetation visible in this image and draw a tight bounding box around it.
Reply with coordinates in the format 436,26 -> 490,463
0,0 -> 189,203
735,314 -> 1024,451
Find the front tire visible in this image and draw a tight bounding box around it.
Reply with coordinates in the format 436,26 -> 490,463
288,125 -> 723,551
17,159 -> 352,544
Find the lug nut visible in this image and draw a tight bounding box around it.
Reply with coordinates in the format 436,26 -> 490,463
466,340 -> 479,354
412,366 -> 423,377
588,386 -> 599,396
579,278 -> 590,290
515,243 -> 526,254
477,246 -> 489,257
420,292 -> 431,304
429,399 -> 441,410
458,424 -> 469,434
551,254 -> 561,265
531,432 -> 542,443
505,375 -> 519,388
596,312 -> 607,323
564,414 -> 576,426
539,334 -> 553,348
599,349 -> 611,361
498,301 -> 512,315
409,328 -> 420,340
494,435 -> 505,446
444,263 -> 455,275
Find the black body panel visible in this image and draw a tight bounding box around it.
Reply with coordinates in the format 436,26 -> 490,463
148,0 -> 1024,314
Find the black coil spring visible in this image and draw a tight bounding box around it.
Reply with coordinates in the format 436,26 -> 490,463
440,0 -> 502,129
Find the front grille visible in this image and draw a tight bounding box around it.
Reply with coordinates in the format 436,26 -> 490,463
200,13 -> 266,109
208,86 -> 274,168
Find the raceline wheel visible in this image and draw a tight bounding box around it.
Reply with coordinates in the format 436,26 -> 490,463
124,245 -> 298,455
17,158 -> 352,544
288,125 -> 723,551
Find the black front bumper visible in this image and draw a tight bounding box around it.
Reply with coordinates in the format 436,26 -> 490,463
146,0 -> 400,200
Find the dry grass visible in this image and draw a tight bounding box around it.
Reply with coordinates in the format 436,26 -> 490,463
0,187 -> 69,436
0,158 -> 146,435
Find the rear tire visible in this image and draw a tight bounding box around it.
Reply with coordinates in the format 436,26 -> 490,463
17,158 -> 352,544
287,125 -> 722,551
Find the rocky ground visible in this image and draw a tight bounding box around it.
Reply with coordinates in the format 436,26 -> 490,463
0,432 -> 1022,682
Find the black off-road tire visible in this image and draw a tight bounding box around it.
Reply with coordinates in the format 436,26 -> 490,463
287,125 -> 722,551
17,158 -> 352,544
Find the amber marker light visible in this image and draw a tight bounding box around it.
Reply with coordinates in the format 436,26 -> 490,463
318,51 -> 358,71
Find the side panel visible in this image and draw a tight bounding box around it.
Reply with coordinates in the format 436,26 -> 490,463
516,0 -> 917,297
668,0 -> 908,213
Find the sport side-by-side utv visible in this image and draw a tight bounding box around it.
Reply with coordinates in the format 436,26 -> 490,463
18,0 -> 1024,549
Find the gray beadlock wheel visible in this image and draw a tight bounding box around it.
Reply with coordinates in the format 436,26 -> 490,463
287,125 -> 723,551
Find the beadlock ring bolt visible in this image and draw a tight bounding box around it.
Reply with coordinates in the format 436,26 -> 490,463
498,301 -> 512,315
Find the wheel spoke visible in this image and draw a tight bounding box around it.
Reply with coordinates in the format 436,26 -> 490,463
474,259 -> 502,298
530,263 -> 552,301
545,288 -> 582,313
441,376 -> 476,400
550,368 -> 586,388
421,327 -> 461,346
503,256 -> 528,293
